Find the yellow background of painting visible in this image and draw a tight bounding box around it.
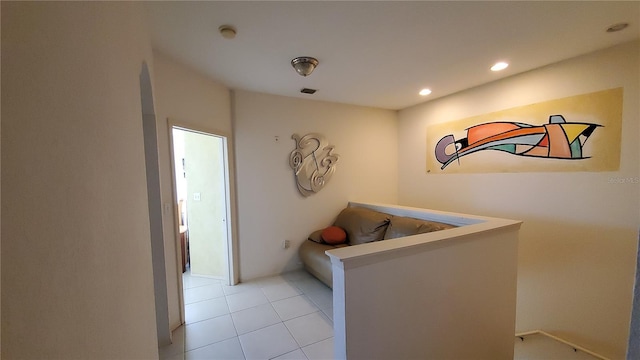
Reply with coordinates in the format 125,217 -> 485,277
426,88 -> 623,173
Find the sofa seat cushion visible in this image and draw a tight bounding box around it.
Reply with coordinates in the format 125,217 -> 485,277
299,240 -> 337,288
383,215 -> 457,240
333,206 -> 390,245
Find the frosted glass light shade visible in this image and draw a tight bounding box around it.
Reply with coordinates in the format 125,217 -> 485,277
291,57 -> 319,77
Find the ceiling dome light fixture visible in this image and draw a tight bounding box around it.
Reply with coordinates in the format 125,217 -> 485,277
218,25 -> 237,39
491,61 -> 509,72
291,56 -> 319,77
606,22 -> 629,33
419,88 -> 432,96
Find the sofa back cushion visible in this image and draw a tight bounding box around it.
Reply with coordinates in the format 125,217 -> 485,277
384,215 -> 456,240
333,206 -> 390,245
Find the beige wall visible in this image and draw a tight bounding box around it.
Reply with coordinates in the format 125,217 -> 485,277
233,90 -> 398,280
1,2 -> 159,358
152,51 -> 233,329
397,41 -> 640,358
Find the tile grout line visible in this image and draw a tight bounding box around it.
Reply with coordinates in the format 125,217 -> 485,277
184,333 -> 238,356
225,293 -> 247,360
183,292 -> 227,306
270,281 -> 332,358
278,320 -> 303,359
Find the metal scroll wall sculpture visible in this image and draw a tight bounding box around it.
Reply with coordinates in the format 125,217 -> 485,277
289,133 -> 339,197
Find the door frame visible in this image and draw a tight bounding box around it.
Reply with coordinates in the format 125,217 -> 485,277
167,118 -> 239,323
140,63 -> 171,346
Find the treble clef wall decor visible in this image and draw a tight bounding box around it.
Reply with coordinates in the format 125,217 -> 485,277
289,133 -> 339,197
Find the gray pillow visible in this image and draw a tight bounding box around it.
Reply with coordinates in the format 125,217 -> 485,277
333,206 -> 390,245
307,229 -> 325,243
383,215 -> 456,240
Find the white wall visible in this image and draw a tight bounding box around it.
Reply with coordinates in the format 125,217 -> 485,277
233,90 -> 398,280
332,224 -> 520,359
1,2 -> 159,358
152,51 -> 233,329
397,41 -> 639,359
328,203 -> 520,359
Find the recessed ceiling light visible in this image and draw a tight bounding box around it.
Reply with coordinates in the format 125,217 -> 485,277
419,88 -> 432,96
606,22 -> 629,33
491,62 -> 509,72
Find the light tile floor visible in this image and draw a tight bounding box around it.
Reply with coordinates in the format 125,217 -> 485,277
160,269 -> 334,360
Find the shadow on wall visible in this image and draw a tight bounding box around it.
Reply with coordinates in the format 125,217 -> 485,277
517,218 -> 634,272
515,217 -> 636,358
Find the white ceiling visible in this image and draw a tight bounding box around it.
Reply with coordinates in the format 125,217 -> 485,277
144,1 -> 639,110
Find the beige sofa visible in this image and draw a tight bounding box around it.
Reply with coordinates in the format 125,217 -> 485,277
299,205 -> 456,288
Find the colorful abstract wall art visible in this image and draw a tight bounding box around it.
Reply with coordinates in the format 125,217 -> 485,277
426,88 -> 623,173
435,115 -> 600,169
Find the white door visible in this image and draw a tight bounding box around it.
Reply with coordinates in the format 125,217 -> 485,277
172,127 -> 229,280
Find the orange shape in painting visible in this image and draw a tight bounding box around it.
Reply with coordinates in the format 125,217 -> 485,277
537,134 -> 549,147
467,122 -> 521,144
523,146 -> 549,157
545,124 -> 571,158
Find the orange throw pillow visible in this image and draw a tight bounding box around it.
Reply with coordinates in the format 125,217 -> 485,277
321,226 -> 347,245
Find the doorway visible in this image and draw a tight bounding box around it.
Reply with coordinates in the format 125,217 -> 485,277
170,125 -> 233,289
